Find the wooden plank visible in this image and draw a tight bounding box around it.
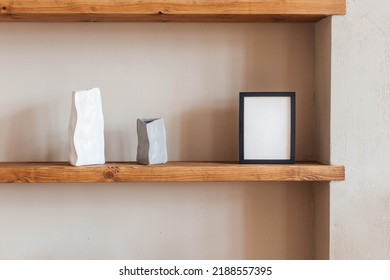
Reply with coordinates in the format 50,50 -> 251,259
0,0 -> 346,22
0,161 -> 345,183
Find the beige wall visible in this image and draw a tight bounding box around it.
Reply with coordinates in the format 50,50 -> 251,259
331,0 -> 390,259
0,23 -> 316,259
313,18 -> 332,260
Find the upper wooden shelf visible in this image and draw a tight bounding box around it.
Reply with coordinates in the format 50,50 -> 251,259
0,161 -> 345,183
0,0 -> 346,22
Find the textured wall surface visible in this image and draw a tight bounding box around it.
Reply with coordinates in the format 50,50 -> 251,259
331,0 -> 390,259
0,23 -> 316,259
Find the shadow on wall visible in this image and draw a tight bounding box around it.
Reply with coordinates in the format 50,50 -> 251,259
2,103 -> 66,161
180,106 -> 239,161
243,182 -> 314,259
243,24 -> 315,161
104,128 -> 132,162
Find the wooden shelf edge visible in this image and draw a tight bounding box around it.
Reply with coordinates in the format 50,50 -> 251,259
0,161 -> 345,183
0,0 -> 346,22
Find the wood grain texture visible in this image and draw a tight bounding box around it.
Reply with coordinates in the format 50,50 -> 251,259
0,161 -> 345,183
0,0 -> 346,22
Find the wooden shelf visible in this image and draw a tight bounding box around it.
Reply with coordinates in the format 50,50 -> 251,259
0,0 -> 346,22
0,161 -> 344,183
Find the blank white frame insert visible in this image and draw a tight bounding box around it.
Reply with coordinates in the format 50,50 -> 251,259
239,92 -> 295,164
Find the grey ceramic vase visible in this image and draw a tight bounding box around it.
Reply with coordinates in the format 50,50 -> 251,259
136,118 -> 168,165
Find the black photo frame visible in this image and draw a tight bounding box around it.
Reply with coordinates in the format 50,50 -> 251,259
239,92 -> 296,164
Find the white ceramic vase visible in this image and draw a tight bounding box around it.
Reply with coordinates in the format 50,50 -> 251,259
68,87 -> 105,166
137,118 -> 168,165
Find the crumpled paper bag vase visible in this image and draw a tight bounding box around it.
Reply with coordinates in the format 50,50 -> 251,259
137,118 -> 168,165
68,87 -> 105,166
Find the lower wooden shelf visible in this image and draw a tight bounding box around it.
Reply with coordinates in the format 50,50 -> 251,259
0,161 -> 344,183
